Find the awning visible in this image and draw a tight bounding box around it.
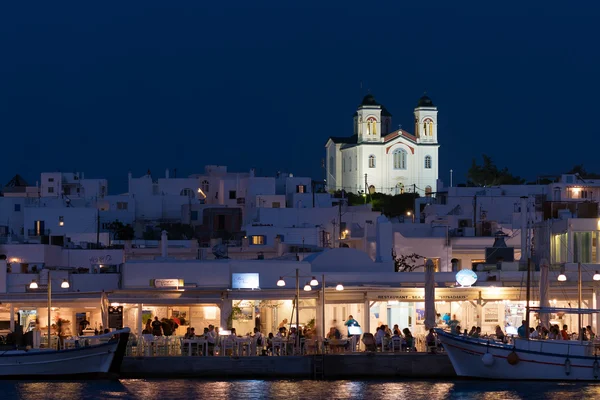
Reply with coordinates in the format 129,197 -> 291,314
529,307 -> 600,315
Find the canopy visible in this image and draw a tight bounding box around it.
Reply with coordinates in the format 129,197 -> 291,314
529,307 -> 600,315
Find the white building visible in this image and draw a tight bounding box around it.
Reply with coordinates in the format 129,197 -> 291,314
326,94 -> 439,196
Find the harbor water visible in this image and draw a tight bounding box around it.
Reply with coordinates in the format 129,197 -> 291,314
2,379 -> 600,399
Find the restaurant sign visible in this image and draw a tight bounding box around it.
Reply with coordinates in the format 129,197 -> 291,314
368,290 -> 471,301
150,278 -> 184,288
232,273 -> 260,290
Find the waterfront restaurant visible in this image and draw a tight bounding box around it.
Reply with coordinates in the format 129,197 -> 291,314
1,251 -> 600,346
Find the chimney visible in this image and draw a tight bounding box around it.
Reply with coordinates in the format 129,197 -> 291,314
161,230 -> 168,258
375,215 -> 393,262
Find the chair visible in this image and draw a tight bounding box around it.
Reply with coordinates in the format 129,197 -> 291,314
391,336 -> 402,352
361,333 -> 376,352
272,338 -> 285,356
221,337 -> 235,356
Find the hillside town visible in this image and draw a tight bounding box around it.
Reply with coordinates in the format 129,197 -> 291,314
0,94 -> 598,352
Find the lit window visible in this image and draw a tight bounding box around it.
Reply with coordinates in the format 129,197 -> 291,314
251,235 -> 265,245
272,202 -> 281,208
423,119 -> 434,137
425,155 -> 432,169
393,149 -> 407,170
367,116 -> 377,135
369,155 -> 376,168
296,185 -> 307,193
117,202 -> 128,210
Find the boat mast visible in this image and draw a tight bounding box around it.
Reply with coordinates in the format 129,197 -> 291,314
579,262 -> 582,343
525,257 -> 531,341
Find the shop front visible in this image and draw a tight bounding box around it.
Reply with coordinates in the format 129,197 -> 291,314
227,291 -> 318,336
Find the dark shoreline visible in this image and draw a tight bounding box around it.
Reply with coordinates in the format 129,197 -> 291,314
120,353 -> 456,380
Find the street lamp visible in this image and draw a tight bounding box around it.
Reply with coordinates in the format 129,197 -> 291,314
557,272 -> 567,282
310,277 -> 318,286
594,271 -> 600,281
303,283 -> 312,291
30,271 -> 70,349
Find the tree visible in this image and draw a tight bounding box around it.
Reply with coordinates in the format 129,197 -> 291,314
467,154 -> 525,186
392,250 -> 425,272
566,164 -> 600,179
107,220 -> 135,240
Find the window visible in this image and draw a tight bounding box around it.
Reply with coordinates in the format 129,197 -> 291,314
191,211 -> 198,221
367,116 -> 377,135
329,156 -> 334,176
229,190 -> 236,200
48,178 -> 54,182
342,158 -> 346,172
201,180 -> 209,193
217,215 -> 225,230
101,222 -> 111,229
425,186 -> 433,197
117,202 -> 128,210
14,204 -> 21,212
296,185 -> 307,193
368,185 -> 376,194
48,187 -> 54,193
393,149 -> 407,169
423,119 -> 434,136
368,155 -> 376,168
348,157 -> 352,172
180,188 -> 194,197
425,155 -> 432,169
251,235 -> 266,245
272,202 -> 281,208
100,186 -> 106,197
395,183 -> 405,195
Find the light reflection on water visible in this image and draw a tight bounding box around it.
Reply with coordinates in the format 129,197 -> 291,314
2,379 -> 600,400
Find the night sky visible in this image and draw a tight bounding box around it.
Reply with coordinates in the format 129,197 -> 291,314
2,3 -> 599,194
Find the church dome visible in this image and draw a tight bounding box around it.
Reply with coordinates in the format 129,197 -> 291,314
361,94 -> 379,106
416,94 -> 435,108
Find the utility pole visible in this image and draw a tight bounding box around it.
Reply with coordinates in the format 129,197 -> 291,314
96,211 -> 100,249
338,199 -> 343,242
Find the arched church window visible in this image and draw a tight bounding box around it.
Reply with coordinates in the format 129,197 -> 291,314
369,185 -> 376,194
423,119 -> 434,137
349,157 -> 352,172
424,155 -> 432,169
393,149 -> 407,170
201,180 -> 209,193
329,156 -> 334,175
368,155 -> 376,168
367,117 -> 377,136
425,186 -> 432,197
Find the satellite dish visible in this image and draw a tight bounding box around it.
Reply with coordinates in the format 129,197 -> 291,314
212,244 -> 229,259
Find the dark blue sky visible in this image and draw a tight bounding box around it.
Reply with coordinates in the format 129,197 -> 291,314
2,3 -> 599,193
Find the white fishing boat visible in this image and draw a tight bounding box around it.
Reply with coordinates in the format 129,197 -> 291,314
0,328 -> 130,379
437,259 -> 600,381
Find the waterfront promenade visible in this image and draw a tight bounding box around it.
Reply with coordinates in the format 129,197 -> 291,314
121,353 -> 456,379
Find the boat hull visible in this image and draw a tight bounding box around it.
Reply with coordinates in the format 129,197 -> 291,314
437,329 -> 600,381
0,328 -> 129,379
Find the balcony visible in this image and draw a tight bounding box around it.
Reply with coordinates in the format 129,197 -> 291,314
27,229 -> 50,237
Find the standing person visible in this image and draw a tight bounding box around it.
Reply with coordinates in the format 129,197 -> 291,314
151,316 -> 162,336
344,315 -> 359,338
560,324 -> 570,340
143,319 -> 152,334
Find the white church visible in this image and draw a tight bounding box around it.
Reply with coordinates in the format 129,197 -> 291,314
325,94 -> 439,196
